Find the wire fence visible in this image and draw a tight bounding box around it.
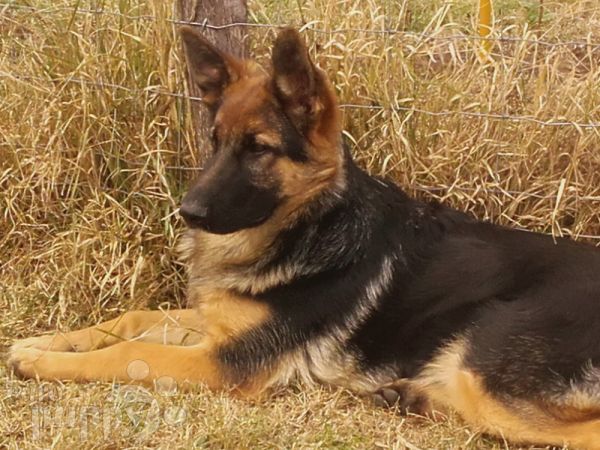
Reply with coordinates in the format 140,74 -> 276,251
3,71 -> 600,129
2,2 -> 600,48
2,2 -> 600,241
2,2 -> 600,129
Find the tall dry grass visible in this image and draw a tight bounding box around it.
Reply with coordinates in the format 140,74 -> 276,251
251,0 -> 600,240
2,0 -> 599,336
1,0 -> 600,448
1,0 -> 195,336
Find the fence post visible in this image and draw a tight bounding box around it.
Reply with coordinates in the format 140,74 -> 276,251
478,0 -> 493,59
176,0 -> 248,163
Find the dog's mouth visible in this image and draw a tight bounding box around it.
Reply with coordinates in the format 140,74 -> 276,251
184,210 -> 272,235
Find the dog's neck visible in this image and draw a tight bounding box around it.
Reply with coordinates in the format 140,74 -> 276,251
180,149 -> 382,295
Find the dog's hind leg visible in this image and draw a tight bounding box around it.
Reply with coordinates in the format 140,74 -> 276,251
422,366 -> 600,449
374,337 -> 600,449
9,309 -> 203,353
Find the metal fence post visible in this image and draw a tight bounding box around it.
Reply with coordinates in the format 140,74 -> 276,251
478,0 -> 493,59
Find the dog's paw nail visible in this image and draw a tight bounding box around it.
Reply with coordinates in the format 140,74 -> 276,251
380,387 -> 400,405
371,380 -> 433,416
372,393 -> 388,408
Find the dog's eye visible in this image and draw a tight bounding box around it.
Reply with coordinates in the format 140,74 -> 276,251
249,143 -> 272,155
243,134 -> 272,156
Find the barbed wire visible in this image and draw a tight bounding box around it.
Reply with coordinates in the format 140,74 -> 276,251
3,72 -> 600,211
2,2 -> 600,49
2,2 -> 600,240
8,177 -> 600,240
3,72 -> 600,129
9,147 -> 599,203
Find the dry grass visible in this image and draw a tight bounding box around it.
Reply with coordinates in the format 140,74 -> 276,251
1,0 -> 600,448
0,374 -> 515,450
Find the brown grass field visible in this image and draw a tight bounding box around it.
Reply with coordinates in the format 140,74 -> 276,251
1,0 -> 600,448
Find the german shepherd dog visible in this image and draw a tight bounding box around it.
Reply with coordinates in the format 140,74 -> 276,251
8,27 -> 600,448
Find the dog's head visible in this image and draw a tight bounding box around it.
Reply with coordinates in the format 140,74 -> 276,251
179,27 -> 344,235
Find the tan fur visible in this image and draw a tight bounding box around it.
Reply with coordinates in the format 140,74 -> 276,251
193,287 -> 272,345
275,158 -> 341,218
414,338 -> 600,449
10,309 -> 203,354
8,308 -> 221,387
255,131 -> 282,147
8,293 -> 272,394
269,336 -> 399,395
275,64 -> 346,216
180,26 -> 248,109
9,340 -> 223,389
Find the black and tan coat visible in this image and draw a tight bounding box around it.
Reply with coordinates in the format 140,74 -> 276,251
8,27 -> 600,449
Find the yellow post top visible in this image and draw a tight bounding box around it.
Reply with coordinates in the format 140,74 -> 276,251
478,0 -> 493,58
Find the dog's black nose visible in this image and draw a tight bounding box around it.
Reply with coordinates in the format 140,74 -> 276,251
179,201 -> 209,227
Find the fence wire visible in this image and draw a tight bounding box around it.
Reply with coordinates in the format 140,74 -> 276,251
2,2 -> 600,48
2,2 -> 600,129
2,2 -> 600,240
3,72 -> 600,129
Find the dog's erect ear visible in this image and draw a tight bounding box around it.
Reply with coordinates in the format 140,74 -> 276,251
272,28 -> 329,133
179,26 -> 241,110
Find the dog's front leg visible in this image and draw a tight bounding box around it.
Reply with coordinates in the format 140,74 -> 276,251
9,309 -> 203,353
7,340 -> 223,389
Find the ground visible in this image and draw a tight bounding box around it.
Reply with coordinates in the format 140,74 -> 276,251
0,364 -> 547,449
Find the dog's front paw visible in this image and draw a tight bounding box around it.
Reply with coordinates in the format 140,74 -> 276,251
10,334 -> 74,353
371,379 -> 433,416
6,346 -> 45,379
